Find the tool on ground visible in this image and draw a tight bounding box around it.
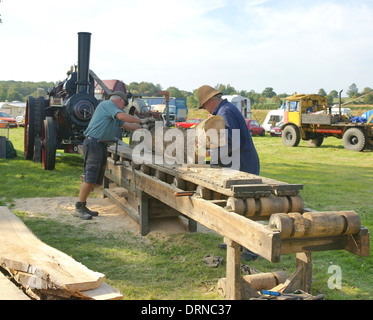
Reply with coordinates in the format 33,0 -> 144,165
258,289 -> 325,300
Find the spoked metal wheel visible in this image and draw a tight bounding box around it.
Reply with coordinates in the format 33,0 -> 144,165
24,97 -> 36,159
42,117 -> 56,170
24,96 -> 46,160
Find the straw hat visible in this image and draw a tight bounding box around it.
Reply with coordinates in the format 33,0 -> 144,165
198,85 -> 221,109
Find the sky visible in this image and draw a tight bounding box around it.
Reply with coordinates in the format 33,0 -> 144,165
1,0 -> 373,96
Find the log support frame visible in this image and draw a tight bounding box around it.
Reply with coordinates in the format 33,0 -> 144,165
103,144 -> 369,300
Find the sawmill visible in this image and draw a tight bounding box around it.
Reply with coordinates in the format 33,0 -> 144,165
0,31 -> 370,301
101,116 -> 370,300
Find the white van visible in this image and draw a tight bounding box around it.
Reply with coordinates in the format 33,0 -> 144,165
262,109 -> 284,132
151,104 -> 176,126
331,106 -> 351,117
222,95 -> 251,118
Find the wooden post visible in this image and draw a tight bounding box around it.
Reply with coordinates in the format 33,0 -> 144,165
282,252 -> 312,294
103,176 -> 110,198
296,252 -> 312,293
224,237 -> 242,300
188,218 -> 197,233
139,191 -> 149,236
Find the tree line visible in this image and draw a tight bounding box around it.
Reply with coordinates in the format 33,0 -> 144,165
1,80 -> 372,109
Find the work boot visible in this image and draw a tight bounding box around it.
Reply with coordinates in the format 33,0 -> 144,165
219,243 -> 259,261
74,201 -> 99,219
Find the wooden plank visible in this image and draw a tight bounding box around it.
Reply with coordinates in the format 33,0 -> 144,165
345,227 -> 370,256
0,206 -> 105,293
107,143 -> 303,198
222,178 -> 262,188
103,188 -> 140,224
280,235 -> 348,254
106,158 -> 282,263
0,271 -> 31,300
79,282 -> 123,300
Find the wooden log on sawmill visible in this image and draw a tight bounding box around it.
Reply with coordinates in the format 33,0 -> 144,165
243,271 -> 288,291
138,115 -> 226,165
0,206 -> 122,300
226,194 -> 304,220
269,211 -> 361,239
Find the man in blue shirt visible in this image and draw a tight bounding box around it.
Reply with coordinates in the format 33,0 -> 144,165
75,91 -> 153,220
198,85 -> 261,261
198,85 -> 260,175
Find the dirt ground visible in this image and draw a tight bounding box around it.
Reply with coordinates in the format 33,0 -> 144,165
12,186 -> 212,236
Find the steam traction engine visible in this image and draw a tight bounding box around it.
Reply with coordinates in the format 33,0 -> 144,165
24,32 -> 98,170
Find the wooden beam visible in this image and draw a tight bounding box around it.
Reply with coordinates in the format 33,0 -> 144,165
106,158 -> 282,263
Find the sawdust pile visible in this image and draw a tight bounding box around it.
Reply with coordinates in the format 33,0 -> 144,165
12,187 -> 211,236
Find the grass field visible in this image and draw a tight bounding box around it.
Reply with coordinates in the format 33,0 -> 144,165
0,116 -> 372,300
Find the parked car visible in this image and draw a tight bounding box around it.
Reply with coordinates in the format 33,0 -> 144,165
0,119 -> 9,129
0,112 -> 18,128
16,114 -> 25,127
176,118 -> 203,129
245,119 -> 265,136
269,122 -> 283,136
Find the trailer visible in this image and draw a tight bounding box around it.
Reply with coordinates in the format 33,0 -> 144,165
222,95 -> 251,119
127,96 -> 188,122
262,109 -> 284,132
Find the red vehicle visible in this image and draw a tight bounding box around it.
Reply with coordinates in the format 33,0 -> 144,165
270,122 -> 283,136
176,118 -> 203,129
245,119 -> 265,136
0,112 -> 18,128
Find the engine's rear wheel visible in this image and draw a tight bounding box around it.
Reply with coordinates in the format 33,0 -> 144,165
42,117 -> 56,170
24,97 -> 36,159
24,96 -> 46,160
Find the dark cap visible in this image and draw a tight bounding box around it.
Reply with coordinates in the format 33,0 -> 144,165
108,91 -> 127,101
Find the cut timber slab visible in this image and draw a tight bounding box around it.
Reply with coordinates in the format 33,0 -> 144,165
79,282 -> 123,300
0,206 -> 106,296
0,271 -> 30,300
